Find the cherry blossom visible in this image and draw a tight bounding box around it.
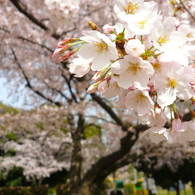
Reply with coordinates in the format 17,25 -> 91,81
99,79 -> 120,99
140,126 -> 172,144
125,89 -> 154,115
51,0 -> 195,145
125,38 -> 145,57
154,62 -> 194,108
68,57 -> 92,77
3,0 -> 195,193
111,55 -> 154,89
77,31 -> 118,71
125,4 -> 160,35
171,119 -> 195,143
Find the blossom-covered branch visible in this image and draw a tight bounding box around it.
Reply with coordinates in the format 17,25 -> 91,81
53,0 -> 195,144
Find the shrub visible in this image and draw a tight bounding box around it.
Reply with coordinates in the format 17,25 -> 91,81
0,185 -> 49,195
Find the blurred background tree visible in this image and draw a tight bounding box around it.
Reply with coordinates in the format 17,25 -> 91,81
1,0 -> 195,195
0,2 -> 142,194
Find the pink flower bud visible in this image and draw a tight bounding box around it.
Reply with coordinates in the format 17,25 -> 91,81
57,38 -> 79,46
87,84 -> 98,93
154,104 -> 162,114
92,66 -> 110,81
103,24 -> 115,34
52,38 -> 83,62
98,80 -> 108,94
52,44 -> 72,59
92,71 -> 103,81
61,51 -> 76,61
52,50 -> 76,62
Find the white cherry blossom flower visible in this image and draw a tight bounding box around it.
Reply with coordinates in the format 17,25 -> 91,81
125,38 -> 145,57
78,31 -> 118,71
137,111 -> 151,125
125,5 -> 160,35
178,24 -> 195,42
111,23 -> 133,40
117,88 -> 130,109
69,56 -> 92,77
154,62 -> 194,108
148,107 -> 167,127
149,17 -> 190,65
114,0 -> 144,19
171,119 -> 195,143
141,126 -> 173,144
100,78 -> 120,99
157,31 -> 190,66
149,16 -> 176,50
125,89 -> 154,115
111,55 -> 154,89
114,0 -> 158,24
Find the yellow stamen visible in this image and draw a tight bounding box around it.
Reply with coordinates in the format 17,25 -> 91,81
136,93 -> 146,101
153,133 -> 164,138
137,18 -> 148,29
187,33 -> 192,38
127,64 -> 141,75
181,129 -> 188,134
158,34 -> 169,45
178,45 -> 184,49
94,41 -> 108,53
110,82 -> 119,91
153,113 -> 160,120
152,62 -> 161,72
125,2 -> 139,14
168,78 -> 177,88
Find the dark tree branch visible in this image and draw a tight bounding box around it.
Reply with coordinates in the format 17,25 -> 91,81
11,49 -> 61,106
179,0 -> 195,23
9,0 -> 60,39
59,23 -> 77,38
17,36 -> 53,52
55,141 -> 72,160
70,129 -> 139,194
58,67 -> 78,103
1,28 -> 53,52
42,80 -> 70,102
94,152 -> 139,187
83,130 -> 135,181
71,123 -> 149,195
9,0 -> 48,31
79,6 -> 107,17
85,115 -> 118,125
90,93 -> 128,130
0,27 -> 10,34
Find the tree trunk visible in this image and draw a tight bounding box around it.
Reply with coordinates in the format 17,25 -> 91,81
174,181 -> 180,195
70,129 -> 141,195
68,113 -> 84,192
191,181 -> 195,195
183,183 -> 187,195
68,95 -> 147,195
71,182 -> 97,195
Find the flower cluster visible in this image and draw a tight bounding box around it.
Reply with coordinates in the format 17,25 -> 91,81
53,0 -> 195,144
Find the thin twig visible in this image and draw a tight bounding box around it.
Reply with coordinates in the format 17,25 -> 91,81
9,0 -> 60,39
179,0 -> 195,23
17,36 -> 53,52
58,66 -> 78,103
11,48 -> 61,106
90,93 -> 127,130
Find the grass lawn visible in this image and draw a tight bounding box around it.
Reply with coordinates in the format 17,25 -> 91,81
157,188 -> 194,195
